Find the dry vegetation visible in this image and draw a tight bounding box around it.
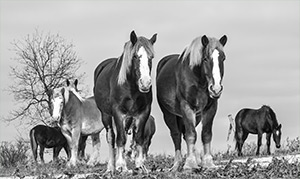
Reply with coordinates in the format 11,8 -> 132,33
0,137 -> 299,179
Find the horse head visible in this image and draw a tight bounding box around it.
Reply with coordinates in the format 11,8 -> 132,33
201,35 -> 227,98
49,79 -> 79,120
273,124 -> 282,148
118,30 -> 157,93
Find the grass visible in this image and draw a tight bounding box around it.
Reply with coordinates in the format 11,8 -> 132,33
0,137 -> 299,178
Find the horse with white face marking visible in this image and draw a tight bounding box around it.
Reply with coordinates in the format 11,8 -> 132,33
156,35 -> 227,171
94,30 -> 157,174
50,79 -> 104,167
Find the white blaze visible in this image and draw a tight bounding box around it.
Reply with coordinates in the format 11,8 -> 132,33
137,46 -> 151,87
52,96 -> 63,119
212,49 -> 222,89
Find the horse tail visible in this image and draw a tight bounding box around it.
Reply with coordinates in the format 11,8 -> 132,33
29,128 -> 37,160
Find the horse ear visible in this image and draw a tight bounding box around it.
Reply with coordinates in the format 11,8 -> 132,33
74,79 -> 78,87
219,35 -> 227,46
130,30 -> 138,46
278,124 -> 282,130
74,79 -> 79,92
201,35 -> 209,47
46,89 -> 52,97
150,33 -> 157,44
61,88 -> 65,95
66,79 -> 70,86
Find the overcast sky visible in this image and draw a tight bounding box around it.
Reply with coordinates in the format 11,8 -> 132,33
0,1 -> 299,160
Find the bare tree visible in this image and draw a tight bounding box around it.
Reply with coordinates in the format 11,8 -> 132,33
7,30 -> 85,125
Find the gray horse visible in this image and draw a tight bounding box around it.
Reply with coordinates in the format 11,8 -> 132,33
50,79 -> 104,167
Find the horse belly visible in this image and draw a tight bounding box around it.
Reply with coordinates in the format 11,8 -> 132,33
81,118 -> 103,135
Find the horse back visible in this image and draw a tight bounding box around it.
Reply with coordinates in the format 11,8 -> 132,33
235,108 -> 270,134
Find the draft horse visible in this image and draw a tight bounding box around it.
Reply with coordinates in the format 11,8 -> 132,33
50,79 -> 104,167
29,124 -> 70,163
94,30 -> 157,174
156,35 -> 227,171
234,105 -> 282,156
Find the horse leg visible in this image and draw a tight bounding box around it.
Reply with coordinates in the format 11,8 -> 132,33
235,123 -> 245,156
240,132 -> 249,156
39,146 -> 45,164
201,104 -> 218,168
102,113 -> 115,174
256,132 -> 263,155
180,102 -> 198,171
32,145 -> 38,163
161,105 -> 182,172
266,133 -> 271,155
63,144 -> 71,160
113,110 -> 130,173
133,113 -> 150,174
68,126 -> 81,167
128,131 -> 135,160
53,146 -> 62,162
87,133 -> 101,166
61,125 -> 73,164
78,135 -> 88,160
29,129 -> 38,164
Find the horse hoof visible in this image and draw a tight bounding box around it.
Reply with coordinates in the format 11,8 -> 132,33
183,157 -> 199,171
202,155 -> 216,169
133,165 -> 148,175
103,170 -> 114,178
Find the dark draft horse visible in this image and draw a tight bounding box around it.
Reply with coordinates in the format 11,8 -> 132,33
234,105 -> 282,156
156,35 -> 227,171
94,30 -> 157,174
29,124 -> 70,163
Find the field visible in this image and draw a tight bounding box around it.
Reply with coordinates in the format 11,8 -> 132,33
0,138 -> 299,179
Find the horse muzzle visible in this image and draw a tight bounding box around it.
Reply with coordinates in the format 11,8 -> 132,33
208,84 -> 223,98
138,78 -> 151,93
276,144 -> 281,148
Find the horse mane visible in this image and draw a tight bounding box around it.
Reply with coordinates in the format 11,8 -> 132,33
117,37 -> 155,85
180,36 -> 224,68
261,105 -> 279,127
64,87 -> 84,104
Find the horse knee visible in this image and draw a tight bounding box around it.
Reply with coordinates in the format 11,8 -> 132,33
201,130 -> 212,144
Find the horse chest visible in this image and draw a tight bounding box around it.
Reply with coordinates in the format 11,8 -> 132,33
178,85 -> 208,113
119,95 -> 149,115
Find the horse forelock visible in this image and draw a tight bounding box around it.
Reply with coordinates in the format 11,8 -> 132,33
117,37 -> 154,85
60,86 -> 83,106
181,36 -> 224,68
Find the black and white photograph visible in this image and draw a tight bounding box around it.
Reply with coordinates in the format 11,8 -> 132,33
0,1 -> 299,178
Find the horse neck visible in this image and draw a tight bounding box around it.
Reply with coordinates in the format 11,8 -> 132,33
179,57 -> 208,88
264,107 -> 278,129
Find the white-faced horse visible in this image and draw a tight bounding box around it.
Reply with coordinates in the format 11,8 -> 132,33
50,79 -> 104,167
